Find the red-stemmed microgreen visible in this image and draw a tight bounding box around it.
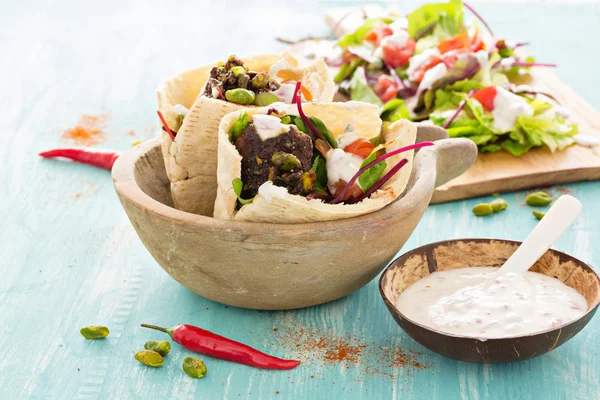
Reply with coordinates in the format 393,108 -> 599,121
464,2 -> 494,37
292,81 -> 327,143
329,141 -> 434,204
157,111 -> 176,141
347,157 -> 409,204
443,89 -> 476,129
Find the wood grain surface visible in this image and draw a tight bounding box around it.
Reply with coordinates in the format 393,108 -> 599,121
1,1 -> 599,399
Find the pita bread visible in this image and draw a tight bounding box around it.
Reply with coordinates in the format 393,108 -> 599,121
157,53 -> 334,216
213,102 -> 417,223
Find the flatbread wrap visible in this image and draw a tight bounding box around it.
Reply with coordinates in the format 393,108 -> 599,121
157,53 -> 335,216
213,91 -> 426,223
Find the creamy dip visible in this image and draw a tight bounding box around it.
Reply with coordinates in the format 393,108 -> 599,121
396,267 -> 587,339
326,148 -> 364,189
491,87 -> 533,132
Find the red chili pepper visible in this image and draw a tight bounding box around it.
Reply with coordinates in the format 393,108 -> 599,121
38,148 -> 121,170
141,324 -> 301,370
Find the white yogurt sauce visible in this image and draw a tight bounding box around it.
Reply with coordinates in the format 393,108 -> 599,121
389,17 -> 408,32
475,49 -> 488,69
396,267 -> 587,339
272,83 -> 300,104
407,48 -> 441,78
252,114 -> 291,141
171,104 -> 189,116
418,63 -> 448,93
326,149 -> 364,189
491,87 -> 533,132
336,125 -> 359,149
574,134 -> 599,147
257,181 -> 288,202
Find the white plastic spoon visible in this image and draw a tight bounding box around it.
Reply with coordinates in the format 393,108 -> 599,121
497,195 -> 582,274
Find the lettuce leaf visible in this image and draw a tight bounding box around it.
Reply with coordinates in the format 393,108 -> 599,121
349,67 -> 383,107
381,98 -> 411,122
358,151 -> 387,191
407,0 -> 464,39
338,18 -> 393,49
334,58 -> 364,84
501,139 -> 531,157
516,114 -> 577,152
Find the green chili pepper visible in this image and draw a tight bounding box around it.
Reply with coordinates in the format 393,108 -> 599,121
144,340 -> 171,357
526,191 -> 552,207
80,325 -> 110,340
134,350 -> 164,367
225,88 -> 255,105
182,356 -> 207,379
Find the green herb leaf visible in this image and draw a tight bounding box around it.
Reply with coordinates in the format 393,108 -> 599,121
308,116 -> 338,149
349,67 -> 383,108
407,0 -> 464,39
338,18 -> 394,48
381,98 -> 411,122
334,58 -> 364,84
358,151 -> 387,192
311,155 -> 328,188
232,178 -> 253,205
501,139 -> 532,157
228,111 -> 249,143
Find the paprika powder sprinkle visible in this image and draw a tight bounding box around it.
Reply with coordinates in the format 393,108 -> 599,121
62,114 -> 108,146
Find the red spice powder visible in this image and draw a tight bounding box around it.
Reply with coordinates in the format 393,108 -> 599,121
62,114 -> 108,146
273,316 -> 430,380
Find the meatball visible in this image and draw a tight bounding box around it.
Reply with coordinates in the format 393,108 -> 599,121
235,123 -> 313,198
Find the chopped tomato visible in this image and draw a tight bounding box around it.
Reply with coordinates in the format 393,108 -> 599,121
437,33 -> 471,54
344,138 -> 375,159
412,55 -> 442,83
471,34 -> 485,52
374,75 -> 399,102
330,180 -> 363,202
365,25 -> 393,47
472,86 -> 497,111
382,38 -> 416,68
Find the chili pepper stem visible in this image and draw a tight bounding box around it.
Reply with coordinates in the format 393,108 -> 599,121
141,324 -> 173,337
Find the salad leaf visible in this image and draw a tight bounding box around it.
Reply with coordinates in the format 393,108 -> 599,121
358,151 -> 387,191
501,139 -> 531,157
407,0 -> 464,39
516,114 -> 577,152
308,116 -> 338,149
480,144 -> 502,153
338,18 -> 393,48
349,67 -> 383,107
334,58 -> 364,84
311,155 -> 328,188
446,78 -> 483,93
381,98 -> 411,122
232,178 -> 253,205
434,89 -> 464,110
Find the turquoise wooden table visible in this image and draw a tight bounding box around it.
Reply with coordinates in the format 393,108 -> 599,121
2,1 -> 599,398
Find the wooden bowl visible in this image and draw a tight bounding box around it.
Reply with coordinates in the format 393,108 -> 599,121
379,239 -> 600,363
112,127 -> 476,310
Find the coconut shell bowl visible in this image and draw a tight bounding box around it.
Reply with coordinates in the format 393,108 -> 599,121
112,126 -> 476,310
379,239 -> 600,363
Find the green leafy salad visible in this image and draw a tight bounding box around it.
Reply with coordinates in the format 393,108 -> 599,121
328,0 -> 577,156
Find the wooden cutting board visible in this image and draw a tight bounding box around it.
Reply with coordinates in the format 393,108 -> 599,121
431,69 -> 600,203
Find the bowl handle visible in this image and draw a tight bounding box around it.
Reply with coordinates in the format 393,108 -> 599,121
432,138 -> 478,188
